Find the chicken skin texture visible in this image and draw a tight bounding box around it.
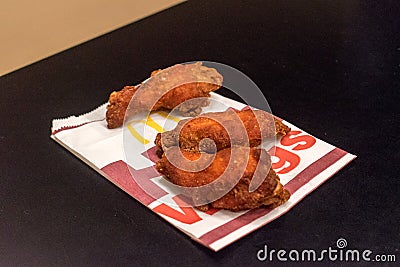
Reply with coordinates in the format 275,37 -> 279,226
106,62 -> 223,129
156,147 -> 290,211
155,109 -> 290,157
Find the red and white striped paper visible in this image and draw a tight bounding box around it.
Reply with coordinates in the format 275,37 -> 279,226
51,93 -> 356,251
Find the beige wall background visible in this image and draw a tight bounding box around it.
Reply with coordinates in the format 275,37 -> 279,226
1,0 -> 184,76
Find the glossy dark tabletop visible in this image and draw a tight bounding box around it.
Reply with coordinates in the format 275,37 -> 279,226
1,0 -> 399,265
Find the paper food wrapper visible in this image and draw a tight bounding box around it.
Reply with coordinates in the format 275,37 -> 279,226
51,93 -> 356,251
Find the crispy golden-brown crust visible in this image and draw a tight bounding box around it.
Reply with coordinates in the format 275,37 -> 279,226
106,62 -> 222,129
106,85 -> 139,129
156,147 -> 290,211
155,109 -> 291,156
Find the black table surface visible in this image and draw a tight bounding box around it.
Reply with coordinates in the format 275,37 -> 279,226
1,0 -> 399,265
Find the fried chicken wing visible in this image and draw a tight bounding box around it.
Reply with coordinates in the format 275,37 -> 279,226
106,62 -> 223,129
156,146 -> 290,211
155,109 -> 290,156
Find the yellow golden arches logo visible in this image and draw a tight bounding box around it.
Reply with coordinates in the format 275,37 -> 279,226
157,111 -> 181,123
126,111 -> 181,144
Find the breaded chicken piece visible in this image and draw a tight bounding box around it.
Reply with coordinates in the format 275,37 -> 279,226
106,62 -> 223,129
156,146 -> 290,211
155,109 -> 290,157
